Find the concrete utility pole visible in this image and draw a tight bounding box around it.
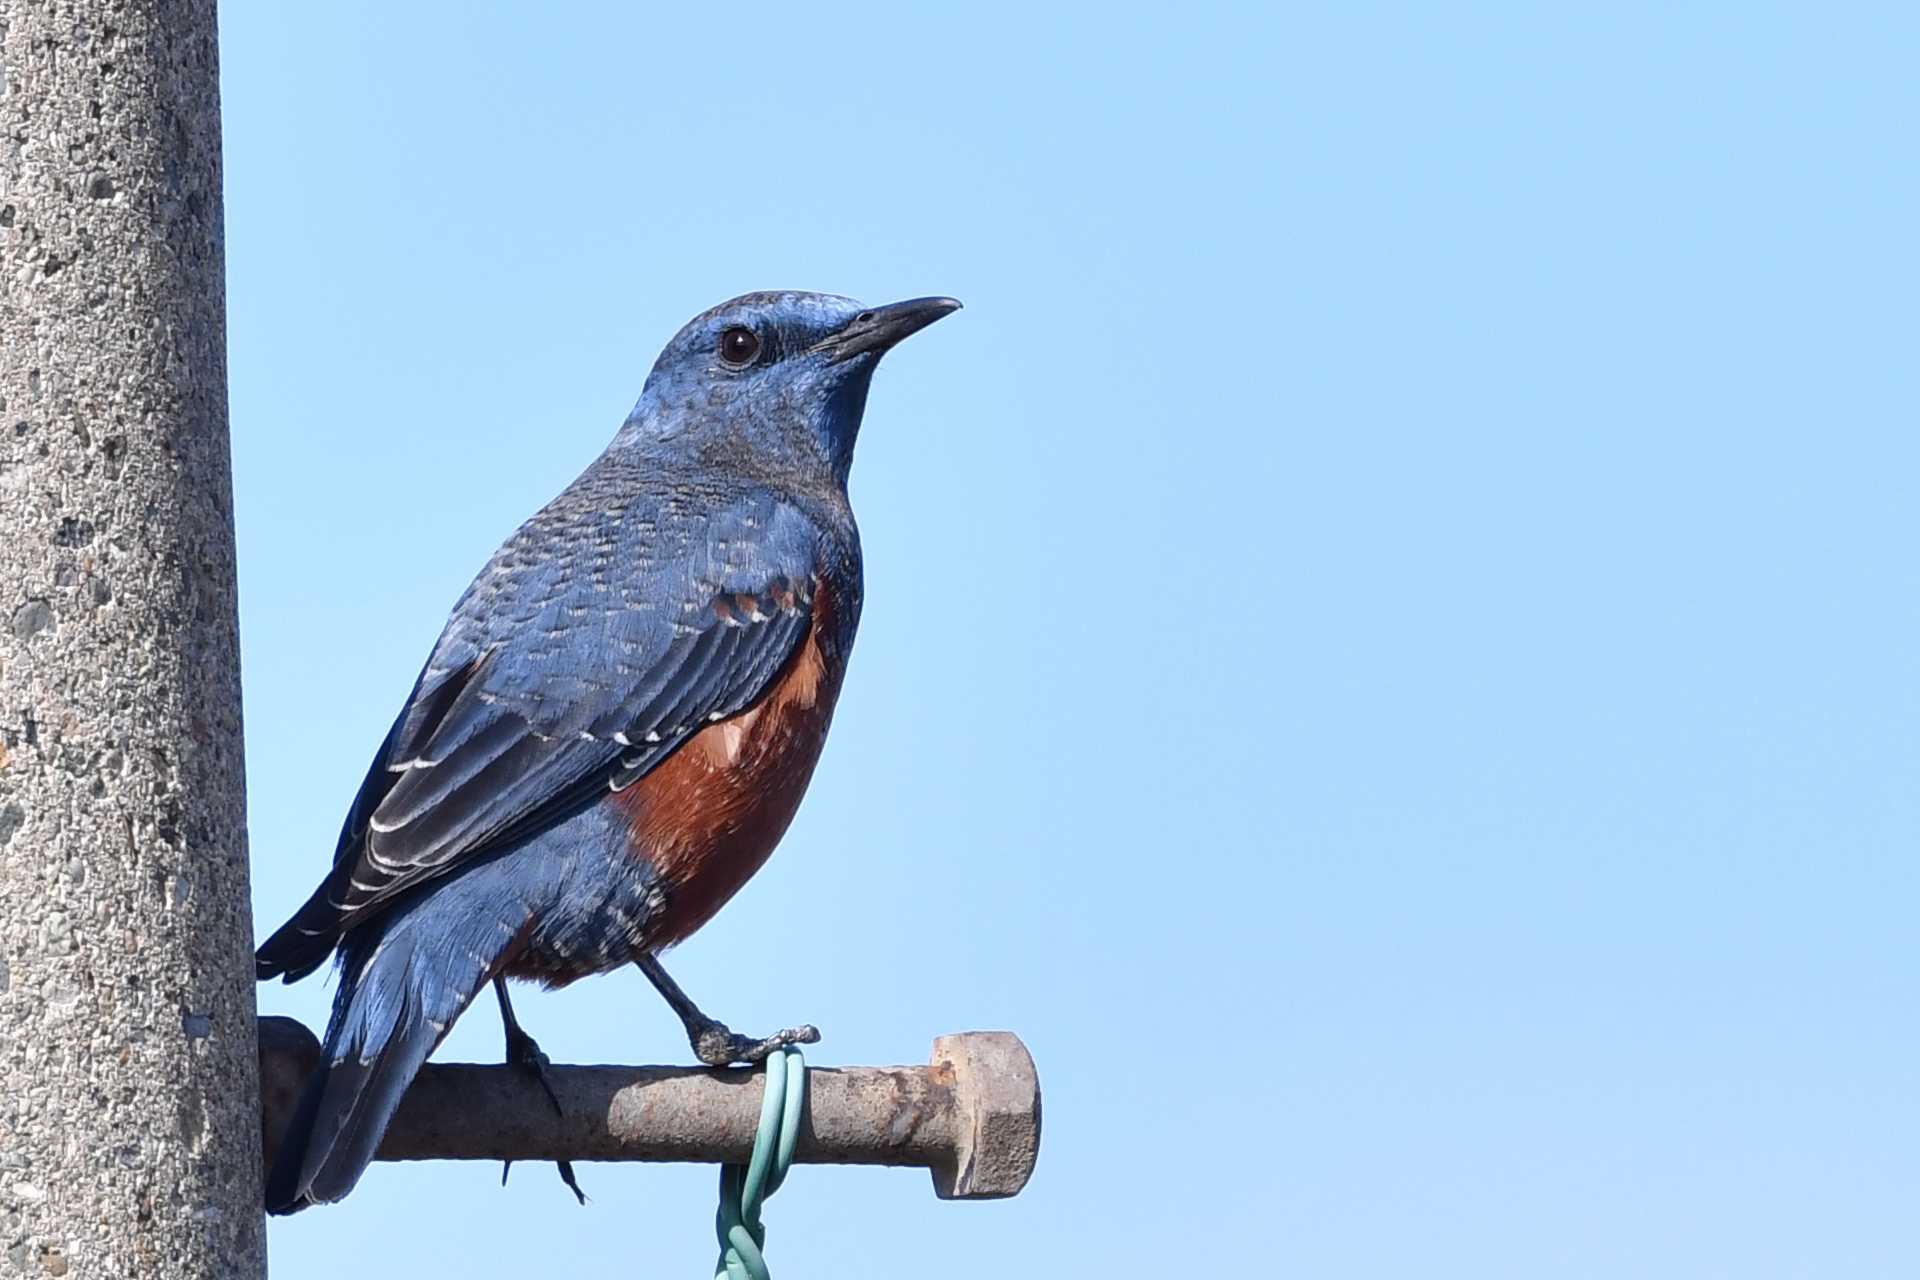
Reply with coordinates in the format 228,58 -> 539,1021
0,2 -> 265,1276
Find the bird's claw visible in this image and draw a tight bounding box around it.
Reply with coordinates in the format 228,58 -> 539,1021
500,1025 -> 586,1204
500,1158 -> 588,1206
691,1020 -> 821,1067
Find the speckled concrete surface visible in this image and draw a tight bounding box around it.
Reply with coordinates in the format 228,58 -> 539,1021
1,3 -> 263,1274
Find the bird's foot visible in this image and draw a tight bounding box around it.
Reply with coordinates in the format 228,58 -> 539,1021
689,1017 -> 821,1068
504,1023 -> 565,1115
634,953 -> 820,1067
500,1024 -> 587,1205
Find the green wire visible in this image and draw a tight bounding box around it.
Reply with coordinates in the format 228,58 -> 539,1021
714,1047 -> 807,1280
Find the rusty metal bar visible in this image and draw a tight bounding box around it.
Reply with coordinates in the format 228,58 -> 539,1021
258,1016 -> 1039,1200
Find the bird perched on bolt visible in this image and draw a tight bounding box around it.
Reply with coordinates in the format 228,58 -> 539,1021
255,290 -> 961,1214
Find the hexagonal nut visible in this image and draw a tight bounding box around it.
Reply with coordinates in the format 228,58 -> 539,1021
928,1031 -> 1040,1200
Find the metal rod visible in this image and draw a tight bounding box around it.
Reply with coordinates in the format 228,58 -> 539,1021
258,1016 -> 1040,1200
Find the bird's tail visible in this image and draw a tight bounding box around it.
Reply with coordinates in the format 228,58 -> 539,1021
265,900 -> 526,1214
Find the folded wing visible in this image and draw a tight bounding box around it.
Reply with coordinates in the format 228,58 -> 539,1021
256,494 -> 821,980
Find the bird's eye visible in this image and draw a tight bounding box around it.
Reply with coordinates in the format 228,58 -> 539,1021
718,326 -> 762,368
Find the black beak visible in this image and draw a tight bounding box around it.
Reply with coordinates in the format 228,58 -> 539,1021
821,296 -> 962,363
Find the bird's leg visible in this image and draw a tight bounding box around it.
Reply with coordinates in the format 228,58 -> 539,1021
493,976 -> 586,1205
635,953 -> 820,1067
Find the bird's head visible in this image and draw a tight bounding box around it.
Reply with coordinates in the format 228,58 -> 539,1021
619,290 -> 961,481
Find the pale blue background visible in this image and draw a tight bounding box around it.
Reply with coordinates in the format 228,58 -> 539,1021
224,5 -> 1919,1277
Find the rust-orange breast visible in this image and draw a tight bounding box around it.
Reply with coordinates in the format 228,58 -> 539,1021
610,582 -> 845,949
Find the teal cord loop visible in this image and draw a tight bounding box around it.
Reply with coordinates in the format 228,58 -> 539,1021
714,1047 -> 807,1280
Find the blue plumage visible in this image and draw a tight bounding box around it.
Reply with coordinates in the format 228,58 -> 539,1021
258,291 -> 959,1212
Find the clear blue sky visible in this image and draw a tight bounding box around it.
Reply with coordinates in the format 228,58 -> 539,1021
225,5 -> 1918,1276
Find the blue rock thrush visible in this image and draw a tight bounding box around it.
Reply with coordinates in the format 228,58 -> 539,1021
255,291 -> 961,1213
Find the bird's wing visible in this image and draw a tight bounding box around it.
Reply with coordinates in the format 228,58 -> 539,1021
319,493 -> 822,933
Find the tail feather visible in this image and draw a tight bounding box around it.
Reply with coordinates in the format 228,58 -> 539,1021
266,1002 -> 442,1210
266,901 -> 523,1214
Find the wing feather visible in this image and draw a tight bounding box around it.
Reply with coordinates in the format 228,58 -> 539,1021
303,495 -> 826,934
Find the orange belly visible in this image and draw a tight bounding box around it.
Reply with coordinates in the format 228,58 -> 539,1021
610,588 -> 845,948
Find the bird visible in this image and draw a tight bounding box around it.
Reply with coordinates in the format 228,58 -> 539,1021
254,290 -> 960,1214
